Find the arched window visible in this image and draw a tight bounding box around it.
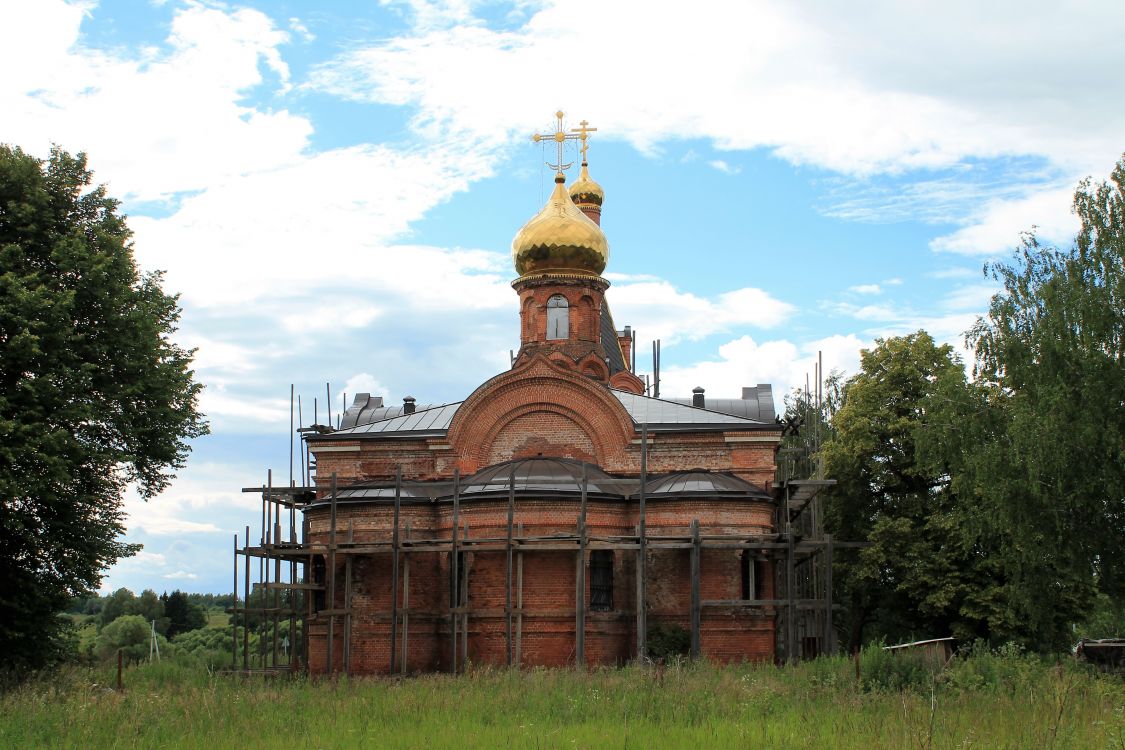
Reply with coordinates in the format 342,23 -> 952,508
546,295 -> 569,340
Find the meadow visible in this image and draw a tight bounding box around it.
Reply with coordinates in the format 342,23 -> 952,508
1,647 -> 1122,749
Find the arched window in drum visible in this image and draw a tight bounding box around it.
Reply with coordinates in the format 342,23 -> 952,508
546,294 -> 569,340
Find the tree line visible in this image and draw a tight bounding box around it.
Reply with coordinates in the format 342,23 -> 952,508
810,157 -> 1125,651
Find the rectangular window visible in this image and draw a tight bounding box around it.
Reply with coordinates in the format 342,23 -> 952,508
589,550 -> 613,611
741,552 -> 765,600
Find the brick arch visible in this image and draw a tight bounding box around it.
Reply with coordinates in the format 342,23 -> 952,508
446,355 -> 635,473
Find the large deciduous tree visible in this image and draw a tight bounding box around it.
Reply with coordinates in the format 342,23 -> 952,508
962,156 -> 1125,640
0,145 -> 206,676
821,332 -> 997,649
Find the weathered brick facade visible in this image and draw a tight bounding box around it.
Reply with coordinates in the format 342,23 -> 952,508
301,150 -> 782,674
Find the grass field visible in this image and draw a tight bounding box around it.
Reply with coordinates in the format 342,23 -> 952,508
2,649 -> 1122,749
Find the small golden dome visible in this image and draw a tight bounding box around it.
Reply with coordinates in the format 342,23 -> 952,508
568,162 -> 604,207
512,172 -> 609,277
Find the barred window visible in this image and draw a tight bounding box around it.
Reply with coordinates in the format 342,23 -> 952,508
590,550 -> 613,611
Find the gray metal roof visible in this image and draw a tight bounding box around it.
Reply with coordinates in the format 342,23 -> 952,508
328,402 -> 462,437
320,386 -> 774,442
666,385 -> 776,422
340,394 -> 439,430
644,471 -> 772,499
461,458 -> 631,498
611,390 -> 771,430
600,303 -> 626,375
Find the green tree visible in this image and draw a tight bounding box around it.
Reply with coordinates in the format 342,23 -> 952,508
822,332 -> 998,649
0,145 -> 207,676
99,588 -> 136,627
163,590 -> 206,637
94,614 -> 167,665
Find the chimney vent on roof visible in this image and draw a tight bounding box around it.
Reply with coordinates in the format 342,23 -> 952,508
403,396 -> 416,415
692,386 -> 705,408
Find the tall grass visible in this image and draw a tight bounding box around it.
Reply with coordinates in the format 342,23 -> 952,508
1,648 -> 1122,749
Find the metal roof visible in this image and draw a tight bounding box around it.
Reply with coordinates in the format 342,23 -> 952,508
666,384 -> 776,423
644,471 -> 772,499
461,458 -> 630,498
328,402 -> 462,437
340,394 -> 439,430
322,383 -> 775,442
600,302 -> 627,375
611,390 -> 771,430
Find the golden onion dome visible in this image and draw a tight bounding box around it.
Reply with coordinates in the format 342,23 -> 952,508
512,172 -> 609,277
568,162 -> 604,206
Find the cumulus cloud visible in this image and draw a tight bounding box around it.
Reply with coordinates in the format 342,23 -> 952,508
609,281 -> 795,344
1,2 -> 309,200
849,283 -> 882,295
930,185 -> 1079,255
659,333 -> 867,402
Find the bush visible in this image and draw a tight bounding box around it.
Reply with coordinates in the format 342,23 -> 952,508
95,615 -> 171,664
646,624 -> 690,661
859,642 -> 937,692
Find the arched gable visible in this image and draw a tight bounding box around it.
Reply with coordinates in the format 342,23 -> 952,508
446,354 -> 636,473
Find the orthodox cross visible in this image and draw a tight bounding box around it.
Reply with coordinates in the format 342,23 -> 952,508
531,110 -> 583,174
571,119 -> 598,162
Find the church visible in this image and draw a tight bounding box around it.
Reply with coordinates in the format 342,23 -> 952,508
254,114 -> 819,675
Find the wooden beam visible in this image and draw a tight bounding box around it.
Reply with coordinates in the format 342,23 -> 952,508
327,473 -> 338,676
516,522 -> 524,668
636,421 -> 648,662
449,470 -> 460,674
576,465 -> 587,668
505,466 -> 515,668
402,521 -> 411,674
690,519 -> 701,660
389,466 -> 401,675
824,533 -> 834,656
460,521 -> 469,673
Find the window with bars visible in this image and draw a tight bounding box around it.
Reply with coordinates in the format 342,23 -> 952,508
590,550 -> 613,611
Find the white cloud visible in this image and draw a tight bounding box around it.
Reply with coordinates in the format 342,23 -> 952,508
708,159 -> 741,175
308,0 -> 1125,178
930,185 -> 1078,255
162,570 -> 198,580
659,333 -> 868,402
1,2 -> 309,201
849,283 -> 882,295
609,281 -> 794,344
943,283 -> 1000,312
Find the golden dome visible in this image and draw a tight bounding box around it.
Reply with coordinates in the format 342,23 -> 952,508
512,172 -> 609,277
568,162 -> 604,206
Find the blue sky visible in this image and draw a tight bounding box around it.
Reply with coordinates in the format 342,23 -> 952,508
2,0 -> 1122,594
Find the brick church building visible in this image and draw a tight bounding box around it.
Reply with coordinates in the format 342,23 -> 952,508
299,117 -> 785,674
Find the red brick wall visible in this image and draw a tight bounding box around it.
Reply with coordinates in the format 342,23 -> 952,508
304,495 -> 778,674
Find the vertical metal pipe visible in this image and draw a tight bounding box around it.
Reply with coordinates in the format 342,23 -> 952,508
390,466 -> 401,674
